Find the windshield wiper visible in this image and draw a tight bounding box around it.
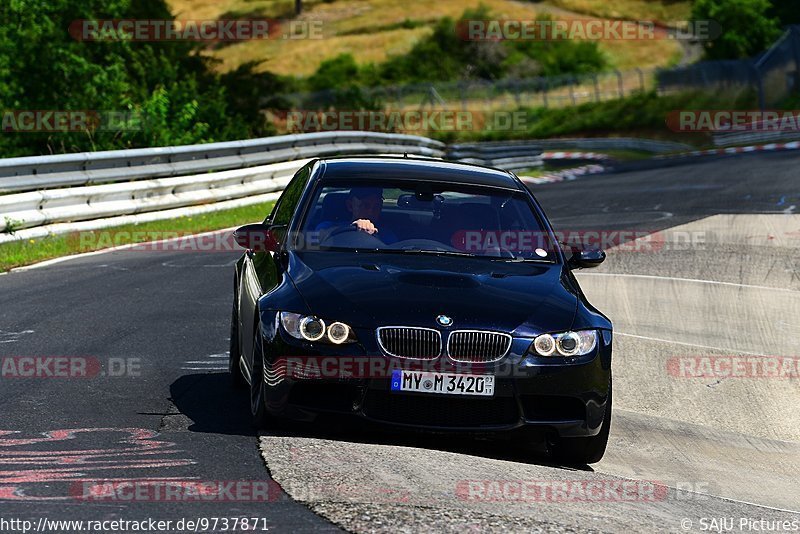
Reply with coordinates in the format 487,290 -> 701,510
399,249 -> 479,258
491,256 -> 553,263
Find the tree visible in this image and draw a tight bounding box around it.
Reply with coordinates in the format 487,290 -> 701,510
768,0 -> 800,26
692,0 -> 782,59
0,0 -> 271,157
295,0 -> 302,15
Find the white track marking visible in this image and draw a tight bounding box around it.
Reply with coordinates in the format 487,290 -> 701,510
6,226 -> 241,273
616,332 -> 768,356
593,466 -> 800,515
578,271 -> 798,293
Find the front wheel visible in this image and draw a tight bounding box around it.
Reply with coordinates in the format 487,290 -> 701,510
250,326 -> 272,428
229,302 -> 246,389
552,384 -> 612,465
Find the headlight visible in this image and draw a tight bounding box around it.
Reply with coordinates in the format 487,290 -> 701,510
300,316 -> 326,341
327,322 -> 350,344
533,333 -> 556,356
531,330 -> 597,357
280,312 -> 356,344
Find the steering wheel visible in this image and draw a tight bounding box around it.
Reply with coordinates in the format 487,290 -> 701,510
327,225 -> 364,238
321,224 -> 385,246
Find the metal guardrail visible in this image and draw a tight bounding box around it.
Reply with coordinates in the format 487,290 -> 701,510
0,132 -> 445,238
0,133 -> 683,242
713,129 -> 800,147
0,161 -> 304,233
0,131 -> 445,194
447,142 -> 545,171
447,138 -> 688,172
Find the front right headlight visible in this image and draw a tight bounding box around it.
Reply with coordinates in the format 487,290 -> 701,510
280,312 -> 356,344
530,330 -> 597,357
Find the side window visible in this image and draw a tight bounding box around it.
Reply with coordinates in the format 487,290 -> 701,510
269,165 -> 311,241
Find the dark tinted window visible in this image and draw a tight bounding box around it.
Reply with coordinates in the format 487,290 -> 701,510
269,165 -> 311,240
299,180 -> 555,261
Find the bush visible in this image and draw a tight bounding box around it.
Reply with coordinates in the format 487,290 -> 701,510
693,0 -> 781,60
300,6 -> 607,90
0,0 -> 272,157
464,89 -> 757,142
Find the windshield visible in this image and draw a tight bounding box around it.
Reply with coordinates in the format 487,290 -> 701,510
295,180 -> 557,261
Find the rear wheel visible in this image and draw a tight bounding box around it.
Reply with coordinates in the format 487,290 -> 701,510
552,383 -> 612,465
250,325 -> 272,428
229,302 -> 246,389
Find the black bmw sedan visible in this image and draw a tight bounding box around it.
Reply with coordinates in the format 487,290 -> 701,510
230,156 -> 612,464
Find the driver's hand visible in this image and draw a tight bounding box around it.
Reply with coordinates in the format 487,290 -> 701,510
352,219 -> 378,235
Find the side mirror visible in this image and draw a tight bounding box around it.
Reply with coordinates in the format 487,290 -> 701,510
233,223 -> 280,252
567,247 -> 605,269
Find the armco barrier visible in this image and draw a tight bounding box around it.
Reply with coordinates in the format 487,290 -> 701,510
0,161 -> 304,233
713,129 -> 800,147
0,132 -> 445,194
0,134 -> 687,243
0,132 -> 446,237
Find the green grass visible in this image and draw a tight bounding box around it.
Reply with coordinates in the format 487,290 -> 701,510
431,88 -> 757,146
0,201 -> 276,273
172,0 -> 682,76
595,148 -> 659,160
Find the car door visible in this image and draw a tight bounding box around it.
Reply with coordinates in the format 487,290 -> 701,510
239,163 -> 313,371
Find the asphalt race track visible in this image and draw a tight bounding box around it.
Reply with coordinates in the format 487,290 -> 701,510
1,151 -> 798,533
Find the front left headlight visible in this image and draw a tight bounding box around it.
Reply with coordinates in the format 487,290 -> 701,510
530,330 -> 597,357
280,312 -> 357,344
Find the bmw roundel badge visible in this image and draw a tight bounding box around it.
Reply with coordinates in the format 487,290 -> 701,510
436,315 -> 453,327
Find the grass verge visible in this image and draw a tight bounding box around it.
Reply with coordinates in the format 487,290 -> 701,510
431,89 -> 756,145
0,201 -> 276,273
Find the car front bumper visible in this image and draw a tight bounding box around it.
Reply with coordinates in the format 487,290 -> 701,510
260,317 -> 612,438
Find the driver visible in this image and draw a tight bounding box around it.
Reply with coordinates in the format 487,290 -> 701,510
316,187 -> 398,244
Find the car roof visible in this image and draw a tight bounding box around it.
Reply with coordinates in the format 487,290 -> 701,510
315,156 -> 524,190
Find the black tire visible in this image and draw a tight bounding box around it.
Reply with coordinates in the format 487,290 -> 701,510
229,301 -> 246,390
552,383 -> 612,465
250,325 -> 272,429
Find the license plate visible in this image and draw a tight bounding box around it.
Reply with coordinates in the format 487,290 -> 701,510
390,370 -> 495,396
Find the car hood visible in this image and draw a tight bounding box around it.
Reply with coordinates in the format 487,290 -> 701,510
287,251 -> 577,335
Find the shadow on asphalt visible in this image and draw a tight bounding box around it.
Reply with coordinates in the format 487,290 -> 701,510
169,373 -> 257,436
169,372 -> 593,472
